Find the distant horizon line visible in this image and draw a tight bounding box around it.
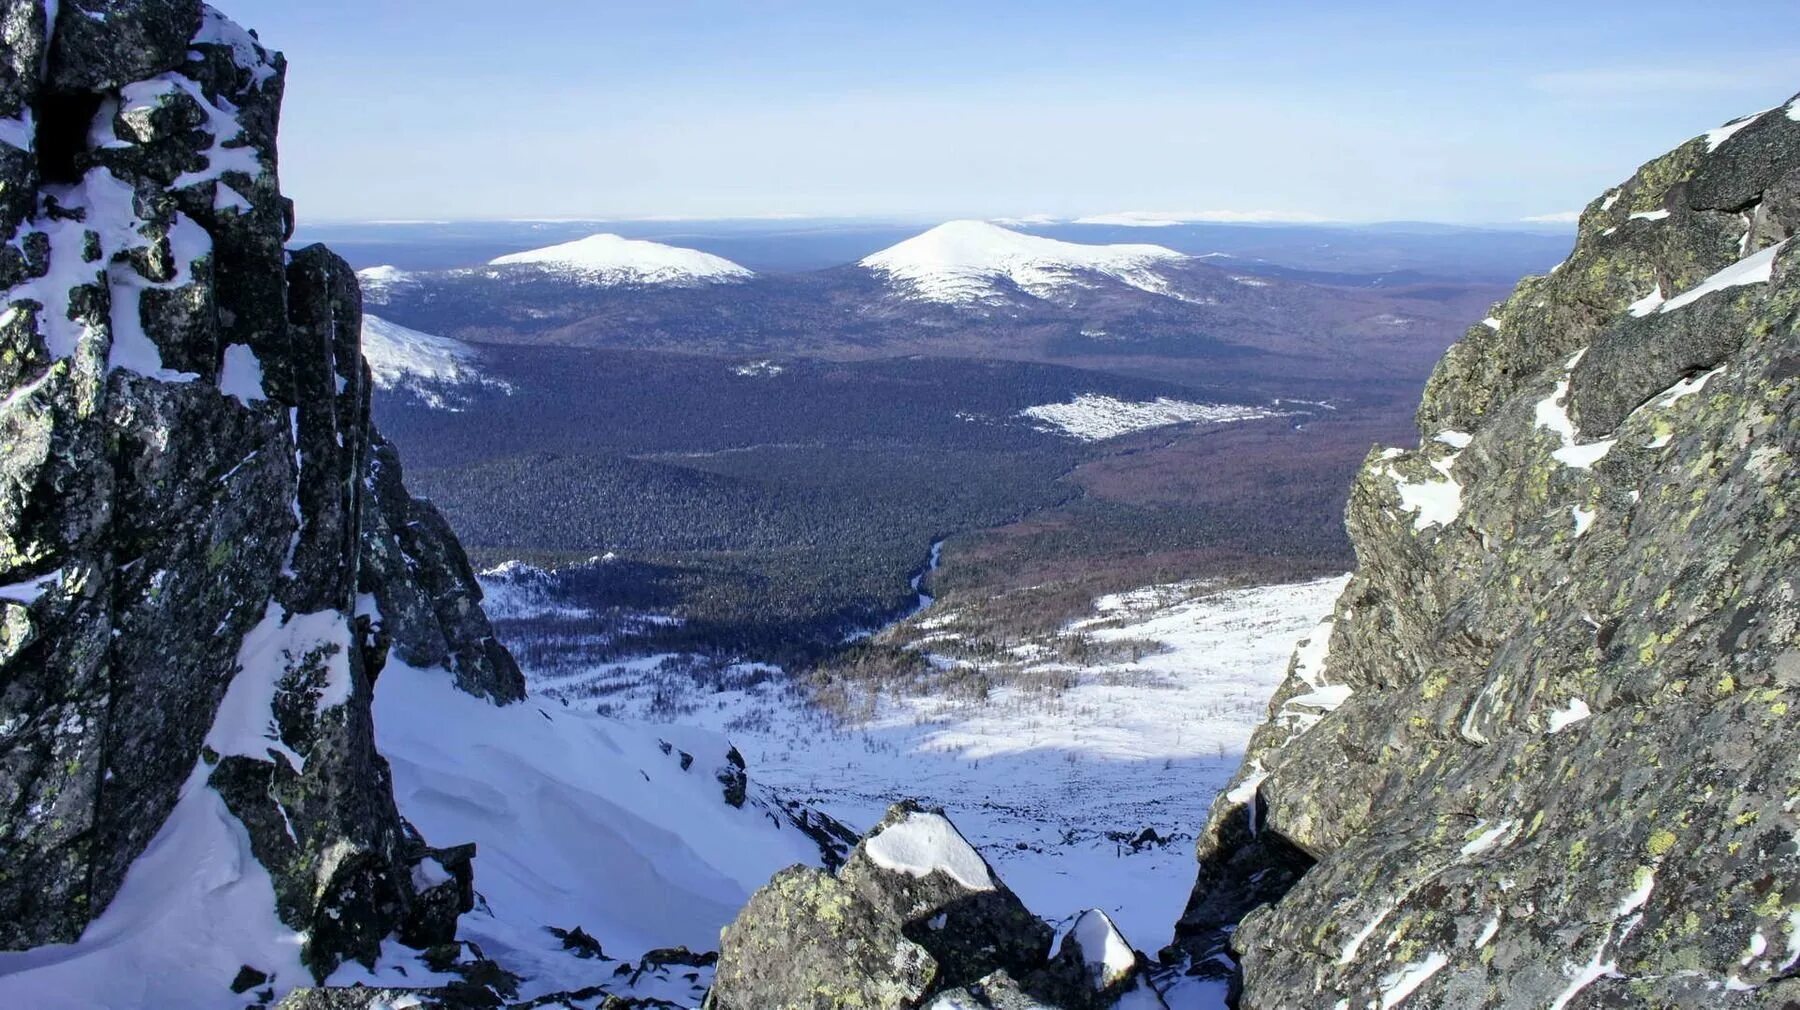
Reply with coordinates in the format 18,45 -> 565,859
298,213 -> 1580,233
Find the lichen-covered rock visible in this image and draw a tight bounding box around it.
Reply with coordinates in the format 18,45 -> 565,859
0,0 -> 516,983
709,802 -> 1055,1010
1172,94 -> 1800,1009
47,0 -> 204,92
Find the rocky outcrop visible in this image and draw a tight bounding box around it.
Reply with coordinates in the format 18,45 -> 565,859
0,0 -> 518,983
709,803 -> 1064,1010
711,803 -> 1168,1010
1172,96 -> 1800,1007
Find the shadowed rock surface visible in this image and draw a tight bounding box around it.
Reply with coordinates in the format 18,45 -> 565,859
1172,94 -> 1800,1008
0,0 -> 520,982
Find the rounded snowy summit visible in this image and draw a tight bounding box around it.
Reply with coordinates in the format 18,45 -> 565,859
860,219 -> 1188,304
489,233 -> 753,286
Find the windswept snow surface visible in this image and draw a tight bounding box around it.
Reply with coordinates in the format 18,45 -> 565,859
504,574 -> 1348,957
370,659 -> 823,1002
861,220 -> 1187,304
1020,394 -> 1281,442
489,233 -> 752,285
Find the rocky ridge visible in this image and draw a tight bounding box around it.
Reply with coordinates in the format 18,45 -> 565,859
0,0 -> 520,991
1171,95 -> 1800,1007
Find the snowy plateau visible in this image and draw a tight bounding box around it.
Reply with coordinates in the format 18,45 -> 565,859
861,220 -> 1190,305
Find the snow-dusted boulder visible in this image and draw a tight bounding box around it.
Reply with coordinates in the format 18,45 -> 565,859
708,802 -> 1055,1010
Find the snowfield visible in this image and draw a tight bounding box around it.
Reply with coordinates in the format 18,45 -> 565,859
1020,393 -> 1284,441
356,660 -> 827,1004
488,233 -> 753,285
861,220 -> 1188,304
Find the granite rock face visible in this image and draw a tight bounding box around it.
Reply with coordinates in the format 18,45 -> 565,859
1173,95 -> 1800,1008
0,0 -> 520,980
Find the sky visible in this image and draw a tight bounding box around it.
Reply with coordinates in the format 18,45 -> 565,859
222,0 -> 1798,225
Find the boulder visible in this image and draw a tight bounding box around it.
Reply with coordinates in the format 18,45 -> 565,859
708,802 -> 1054,1010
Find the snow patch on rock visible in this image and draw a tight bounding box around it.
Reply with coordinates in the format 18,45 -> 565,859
864,811 -> 997,891
1660,239 -> 1788,314
1068,909 -> 1137,989
1547,698 -> 1592,733
1704,109 -> 1772,153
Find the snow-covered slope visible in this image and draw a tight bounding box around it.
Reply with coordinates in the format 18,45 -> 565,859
362,314 -> 508,408
860,220 -> 1188,305
362,660 -> 827,1002
488,233 -> 753,286
0,651 -> 828,1010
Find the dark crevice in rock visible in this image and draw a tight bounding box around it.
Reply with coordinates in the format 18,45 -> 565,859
33,90 -> 102,183
1169,794 -> 1316,995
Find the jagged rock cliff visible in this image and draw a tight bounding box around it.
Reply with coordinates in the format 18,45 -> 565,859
0,0 -> 520,988
1173,96 -> 1800,1007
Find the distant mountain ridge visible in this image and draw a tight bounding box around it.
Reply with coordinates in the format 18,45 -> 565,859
358,220 -> 1503,384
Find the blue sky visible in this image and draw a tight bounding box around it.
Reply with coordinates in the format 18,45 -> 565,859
225,0 -> 1797,224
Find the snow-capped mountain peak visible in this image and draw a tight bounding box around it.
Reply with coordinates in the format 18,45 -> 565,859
488,233 -> 753,286
859,220 -> 1188,305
